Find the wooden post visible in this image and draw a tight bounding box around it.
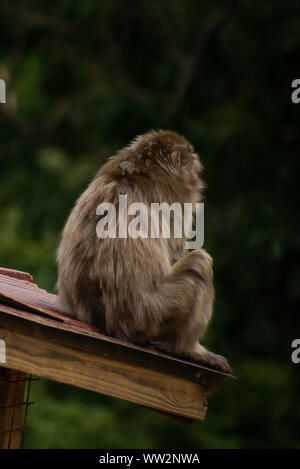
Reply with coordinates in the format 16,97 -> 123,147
0,367 -> 27,449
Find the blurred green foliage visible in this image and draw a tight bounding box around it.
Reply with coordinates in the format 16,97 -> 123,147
0,0 -> 299,448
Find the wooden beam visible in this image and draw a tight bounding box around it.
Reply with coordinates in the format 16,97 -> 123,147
0,367 -> 26,449
0,304 -> 228,389
0,327 -> 212,421
0,267 -> 231,390
0,268 -> 233,423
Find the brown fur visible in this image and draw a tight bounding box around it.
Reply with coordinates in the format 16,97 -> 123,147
56,130 -> 231,373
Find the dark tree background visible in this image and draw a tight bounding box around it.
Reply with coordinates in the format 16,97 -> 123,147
0,0 -> 299,448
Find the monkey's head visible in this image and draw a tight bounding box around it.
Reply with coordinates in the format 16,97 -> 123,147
117,130 -> 204,199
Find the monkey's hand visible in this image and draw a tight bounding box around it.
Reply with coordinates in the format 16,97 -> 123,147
179,248 -> 213,280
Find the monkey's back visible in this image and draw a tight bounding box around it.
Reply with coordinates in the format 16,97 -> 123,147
56,171 -> 184,341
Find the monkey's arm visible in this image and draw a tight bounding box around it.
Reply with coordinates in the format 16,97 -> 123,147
147,248 -> 214,328
147,248 -> 231,373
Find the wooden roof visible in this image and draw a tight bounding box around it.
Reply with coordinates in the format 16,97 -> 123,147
0,267 -> 232,422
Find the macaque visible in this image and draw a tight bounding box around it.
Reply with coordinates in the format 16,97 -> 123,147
56,130 -> 231,373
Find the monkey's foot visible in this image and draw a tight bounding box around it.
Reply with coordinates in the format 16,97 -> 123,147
195,351 -> 232,374
149,341 -> 232,374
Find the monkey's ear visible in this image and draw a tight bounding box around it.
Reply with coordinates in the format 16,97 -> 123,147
170,150 -> 182,169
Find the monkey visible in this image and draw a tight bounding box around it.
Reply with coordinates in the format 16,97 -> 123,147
56,130 -> 231,374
